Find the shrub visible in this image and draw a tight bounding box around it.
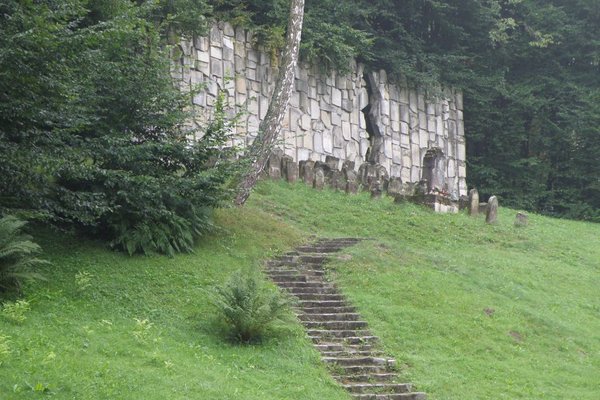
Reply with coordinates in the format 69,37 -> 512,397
0,216 -> 47,295
1,299 -> 31,324
210,269 -> 293,343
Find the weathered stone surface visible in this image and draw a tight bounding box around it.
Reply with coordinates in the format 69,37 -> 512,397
370,179 -> 383,199
345,170 -> 359,194
299,160 -> 315,185
468,188 -> 480,216
285,161 -> 299,183
325,155 -> 340,171
486,196 -> 499,224
387,177 -> 403,197
514,212 -> 528,227
181,23 -> 467,194
313,168 -> 325,190
422,147 -> 446,193
267,151 -> 283,179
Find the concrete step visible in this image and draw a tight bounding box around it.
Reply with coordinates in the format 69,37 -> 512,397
333,373 -> 398,383
302,320 -> 369,330
298,312 -> 362,322
321,350 -> 383,357
329,364 -> 393,375
342,383 -> 411,394
295,246 -> 349,253
308,329 -> 373,339
293,293 -> 345,301
322,357 -> 396,368
266,269 -> 325,277
286,287 -> 340,295
298,299 -> 350,308
351,394 -> 426,400
300,306 -> 356,314
270,275 -> 307,283
314,343 -> 375,353
310,335 -> 380,345
276,281 -> 335,289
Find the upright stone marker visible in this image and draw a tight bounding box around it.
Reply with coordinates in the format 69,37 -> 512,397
514,212 -> 528,227
267,151 -> 282,179
299,160 -> 315,185
345,170 -> 359,194
313,168 -> 325,190
371,179 -> 383,199
468,189 -> 479,216
486,196 -> 498,224
285,160 -> 299,183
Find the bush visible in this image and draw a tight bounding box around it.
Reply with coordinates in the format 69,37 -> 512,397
210,269 -> 293,344
0,216 -> 47,295
0,0 -> 236,255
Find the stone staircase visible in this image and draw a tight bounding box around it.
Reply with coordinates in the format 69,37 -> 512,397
265,238 -> 427,400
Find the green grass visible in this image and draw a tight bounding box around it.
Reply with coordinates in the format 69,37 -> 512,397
1,180 -> 599,399
248,181 -> 600,400
0,206 -> 347,399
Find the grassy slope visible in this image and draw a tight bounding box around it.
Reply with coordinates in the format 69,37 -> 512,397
1,180 -> 599,399
248,181 -> 600,400
0,205 -> 348,399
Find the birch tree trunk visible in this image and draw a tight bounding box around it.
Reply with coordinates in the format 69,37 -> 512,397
234,0 -> 305,206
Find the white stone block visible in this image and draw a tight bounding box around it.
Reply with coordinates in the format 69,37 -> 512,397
323,130 -> 333,154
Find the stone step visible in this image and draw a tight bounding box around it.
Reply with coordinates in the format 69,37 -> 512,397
298,300 -> 350,308
266,269 -> 325,277
321,350 -> 382,357
293,293 -> 345,301
342,383 -> 411,394
308,329 -> 373,339
322,357 -> 396,368
276,281 -> 335,289
299,312 -> 362,322
270,275 -> 307,283
302,320 -> 369,330
330,364 -> 393,375
350,393 -> 427,400
332,373 -> 398,383
314,343 -> 375,353
310,335 -> 380,345
301,306 -> 357,314
286,286 -> 340,295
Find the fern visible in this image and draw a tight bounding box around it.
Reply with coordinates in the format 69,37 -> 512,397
210,270 -> 293,343
0,216 -> 47,295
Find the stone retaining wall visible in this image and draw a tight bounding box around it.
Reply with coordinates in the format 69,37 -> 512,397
173,22 -> 467,199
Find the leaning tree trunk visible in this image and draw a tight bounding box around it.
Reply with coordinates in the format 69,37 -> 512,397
234,0 -> 305,206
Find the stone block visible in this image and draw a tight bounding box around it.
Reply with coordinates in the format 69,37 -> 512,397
313,167 -> 326,190
285,160 -> 299,183
299,160 -> 315,185
468,189 -> 479,216
323,130 -> 333,153
486,196 -> 498,223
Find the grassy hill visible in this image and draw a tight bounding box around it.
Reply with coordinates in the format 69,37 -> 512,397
1,180 -> 599,399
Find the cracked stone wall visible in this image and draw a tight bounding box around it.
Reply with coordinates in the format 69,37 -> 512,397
174,22 -> 467,198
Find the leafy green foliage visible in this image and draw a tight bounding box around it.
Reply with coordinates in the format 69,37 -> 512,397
1,299 -> 31,324
0,216 -> 47,295
210,269 -> 293,343
0,0 -> 237,255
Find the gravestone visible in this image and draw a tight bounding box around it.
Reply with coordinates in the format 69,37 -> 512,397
345,170 -> 359,194
514,212 -> 528,227
486,196 -> 498,224
285,160 -> 299,183
468,189 -> 479,216
325,155 -> 340,171
371,179 -> 383,199
299,160 -> 315,185
313,168 -> 325,190
267,151 -> 283,179
387,178 -> 403,197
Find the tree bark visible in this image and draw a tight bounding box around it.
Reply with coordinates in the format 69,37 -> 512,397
234,0 -> 305,206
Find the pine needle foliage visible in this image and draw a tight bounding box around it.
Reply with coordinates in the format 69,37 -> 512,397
210,269 -> 292,344
0,216 -> 47,295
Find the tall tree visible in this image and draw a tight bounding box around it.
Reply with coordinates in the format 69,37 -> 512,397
234,0 -> 305,206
